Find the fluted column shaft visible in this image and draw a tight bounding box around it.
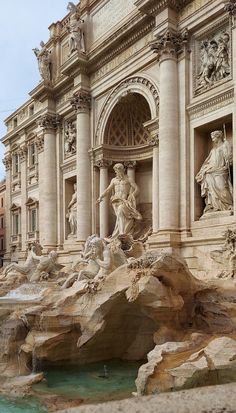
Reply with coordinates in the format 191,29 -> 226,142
37,114 -> 60,249
152,30 -> 181,232
71,91 -> 91,242
96,160 -> 110,238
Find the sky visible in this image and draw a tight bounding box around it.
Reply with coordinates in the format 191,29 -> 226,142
0,0 -> 69,180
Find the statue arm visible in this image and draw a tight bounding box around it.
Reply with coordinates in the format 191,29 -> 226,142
95,248 -> 111,270
96,180 -> 114,203
129,180 -> 139,198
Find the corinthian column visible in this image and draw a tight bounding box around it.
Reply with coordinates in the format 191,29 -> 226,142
37,114 -> 61,250
71,90 -> 91,243
151,30 -> 186,234
95,159 -> 111,238
3,155 -> 12,260
18,144 -> 27,252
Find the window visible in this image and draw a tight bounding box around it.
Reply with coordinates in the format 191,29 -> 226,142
30,209 -> 37,232
1,198 -> 3,208
13,214 -> 20,235
14,154 -> 19,174
1,217 -> 3,229
0,238 -> 4,251
13,118 -> 18,128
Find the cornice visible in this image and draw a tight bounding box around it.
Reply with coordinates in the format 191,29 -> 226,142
88,17 -> 155,75
187,88 -> 234,119
134,0 -> 193,15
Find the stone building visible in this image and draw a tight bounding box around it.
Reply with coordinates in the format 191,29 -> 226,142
2,0 -> 236,276
0,180 -> 6,266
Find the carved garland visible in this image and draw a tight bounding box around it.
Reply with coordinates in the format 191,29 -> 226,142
95,76 -> 159,145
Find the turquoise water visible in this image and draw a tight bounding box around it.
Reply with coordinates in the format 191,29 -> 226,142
0,397 -> 46,413
0,360 -> 141,412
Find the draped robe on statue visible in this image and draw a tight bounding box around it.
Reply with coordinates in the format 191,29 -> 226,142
196,139 -> 233,213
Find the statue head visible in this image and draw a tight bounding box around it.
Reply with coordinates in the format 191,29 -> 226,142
113,163 -> 125,178
49,250 -> 57,260
210,130 -> 224,143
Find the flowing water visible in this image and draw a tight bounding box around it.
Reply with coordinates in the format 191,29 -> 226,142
0,360 -> 142,412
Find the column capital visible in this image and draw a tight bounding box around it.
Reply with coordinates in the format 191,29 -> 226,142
35,135 -> 44,153
224,1 -> 236,15
18,145 -> 28,163
3,154 -> 12,171
94,159 -> 112,169
70,90 -> 91,113
124,161 -> 137,169
151,29 -> 189,62
37,114 -> 62,131
148,135 -> 159,147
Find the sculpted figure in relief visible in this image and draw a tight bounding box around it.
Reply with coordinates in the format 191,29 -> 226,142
196,32 -> 230,93
30,251 -> 59,282
67,2 -> 85,54
196,130 -> 233,214
62,235 -> 127,289
97,163 -> 142,238
66,183 -> 77,236
64,122 -> 76,155
33,41 -> 51,82
1,246 -> 41,279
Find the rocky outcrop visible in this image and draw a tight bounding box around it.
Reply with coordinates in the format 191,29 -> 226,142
0,251 -> 236,397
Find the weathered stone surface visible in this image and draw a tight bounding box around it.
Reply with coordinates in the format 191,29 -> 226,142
56,383 -> 236,413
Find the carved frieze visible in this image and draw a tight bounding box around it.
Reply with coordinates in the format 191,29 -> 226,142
70,90 -> 91,113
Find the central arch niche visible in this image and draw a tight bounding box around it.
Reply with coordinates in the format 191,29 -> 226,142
104,93 -> 151,147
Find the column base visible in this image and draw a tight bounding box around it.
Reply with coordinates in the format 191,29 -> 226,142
147,230 -> 181,250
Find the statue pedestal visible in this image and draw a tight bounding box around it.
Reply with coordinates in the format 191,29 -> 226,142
199,210 -> 233,221
63,237 -> 82,252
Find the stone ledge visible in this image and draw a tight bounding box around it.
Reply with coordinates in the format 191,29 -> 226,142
56,383 -> 236,413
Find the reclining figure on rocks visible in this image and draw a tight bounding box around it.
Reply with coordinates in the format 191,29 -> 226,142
62,235 -> 127,289
1,246 -> 42,280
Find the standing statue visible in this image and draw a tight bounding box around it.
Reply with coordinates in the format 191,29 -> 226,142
196,130 -> 233,214
97,163 -> 142,238
66,183 -> 77,236
33,41 -> 51,82
64,122 -> 76,155
67,2 -> 85,54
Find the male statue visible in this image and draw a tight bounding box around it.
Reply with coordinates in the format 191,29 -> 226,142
97,163 -> 142,238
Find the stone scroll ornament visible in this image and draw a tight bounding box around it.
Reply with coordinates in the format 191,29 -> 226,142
64,122 -> 76,156
195,32 -> 231,94
195,128 -> 233,215
67,2 -> 85,54
33,41 -> 51,82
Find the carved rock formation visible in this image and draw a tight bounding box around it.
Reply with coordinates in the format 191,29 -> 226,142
0,251 -> 236,397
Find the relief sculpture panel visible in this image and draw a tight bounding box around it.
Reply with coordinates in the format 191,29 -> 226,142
194,26 -> 231,95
